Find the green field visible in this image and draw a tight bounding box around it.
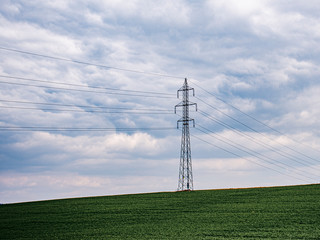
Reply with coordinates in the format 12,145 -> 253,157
1,184 -> 320,239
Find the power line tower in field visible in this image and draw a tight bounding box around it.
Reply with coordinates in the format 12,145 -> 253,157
175,78 -> 197,191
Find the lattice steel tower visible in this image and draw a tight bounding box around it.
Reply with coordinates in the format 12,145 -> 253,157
175,78 -> 197,191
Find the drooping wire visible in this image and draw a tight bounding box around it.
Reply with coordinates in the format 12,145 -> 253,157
0,46 -> 184,79
191,132 -> 310,184
190,79 -> 320,157
0,99 -> 172,112
196,124 -> 320,181
0,126 -> 176,132
0,74 -> 175,96
195,96 -> 320,165
0,105 -> 174,114
0,80 -> 175,99
198,109 -> 320,168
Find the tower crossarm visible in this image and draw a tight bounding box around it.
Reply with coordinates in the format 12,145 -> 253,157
174,102 -> 197,114
177,118 -> 195,128
177,78 -> 195,98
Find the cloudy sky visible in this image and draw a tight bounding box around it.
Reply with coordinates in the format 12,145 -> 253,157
1,0 -> 320,203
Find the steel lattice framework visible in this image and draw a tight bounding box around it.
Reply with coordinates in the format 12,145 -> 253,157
175,78 -> 197,191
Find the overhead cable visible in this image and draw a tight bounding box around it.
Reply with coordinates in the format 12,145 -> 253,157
0,74 -> 175,96
196,124 -> 319,181
196,97 -> 320,165
0,105 -> 174,114
191,133 -> 311,184
0,126 -> 176,132
198,109 -> 320,168
0,80 -> 174,99
0,99 -> 172,112
191,79 -> 320,157
0,46 -> 183,79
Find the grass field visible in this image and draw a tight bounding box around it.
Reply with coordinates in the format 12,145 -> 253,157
1,184 -> 320,239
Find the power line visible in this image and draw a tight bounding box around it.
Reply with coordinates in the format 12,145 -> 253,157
191,133 -> 310,183
0,80 -> 174,99
0,99 -> 172,112
190,79 -> 320,157
0,105 -> 174,114
189,79 -> 280,130
196,96 -> 320,165
198,109 -> 320,168
0,75 -> 175,96
196,124 -> 319,181
0,126 -> 176,132
0,46 -> 184,79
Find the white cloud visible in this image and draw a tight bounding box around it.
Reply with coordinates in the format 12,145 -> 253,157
1,0 -> 320,203
0,0 -> 21,15
84,11 -> 104,26
226,58 -> 267,76
207,0 -> 266,17
96,0 -> 191,26
46,0 -> 71,10
194,157 -> 255,171
0,16 -> 83,57
0,172 -> 176,203
11,131 -> 168,159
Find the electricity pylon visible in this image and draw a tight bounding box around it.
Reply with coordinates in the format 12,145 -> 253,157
175,78 -> 197,191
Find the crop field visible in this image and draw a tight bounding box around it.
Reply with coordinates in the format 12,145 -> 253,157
1,184 -> 320,239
